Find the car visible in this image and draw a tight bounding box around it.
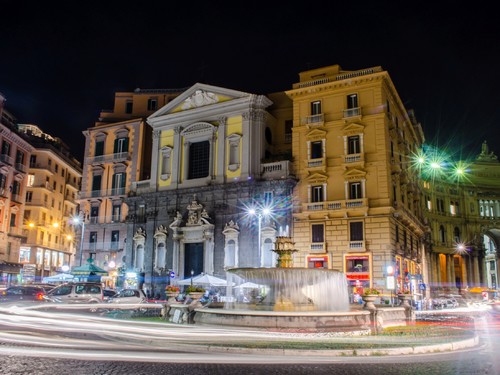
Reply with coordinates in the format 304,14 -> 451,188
103,289 -> 117,301
107,289 -> 147,304
0,285 -> 47,303
44,282 -> 103,304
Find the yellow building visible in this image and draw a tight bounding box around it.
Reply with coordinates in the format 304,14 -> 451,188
0,96 -> 34,284
422,141 -> 500,296
80,88 -> 183,286
19,124 -> 82,281
286,65 -> 428,300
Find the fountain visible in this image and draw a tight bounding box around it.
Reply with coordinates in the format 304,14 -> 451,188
192,236 -> 375,332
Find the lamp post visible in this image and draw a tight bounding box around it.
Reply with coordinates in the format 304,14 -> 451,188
248,206 -> 271,267
190,269 -> 194,287
73,212 -> 86,266
456,243 -> 471,290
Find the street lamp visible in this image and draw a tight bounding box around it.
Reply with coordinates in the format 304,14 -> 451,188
190,269 -> 194,287
72,212 -> 87,266
248,205 -> 271,267
455,243 -> 472,290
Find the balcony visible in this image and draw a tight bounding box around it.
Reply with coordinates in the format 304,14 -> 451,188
15,163 -> 27,173
303,198 -> 368,212
342,153 -> 364,164
301,113 -> 324,127
348,240 -> 365,251
343,107 -> 362,118
307,157 -> 325,168
310,242 -> 326,253
0,153 -> 13,165
261,160 -> 294,180
82,241 -> 124,252
86,152 -> 132,165
130,180 -> 153,195
79,187 -> 127,199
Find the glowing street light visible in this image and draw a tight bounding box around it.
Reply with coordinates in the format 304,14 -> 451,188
72,212 -> 87,266
248,205 -> 272,267
455,242 -> 472,289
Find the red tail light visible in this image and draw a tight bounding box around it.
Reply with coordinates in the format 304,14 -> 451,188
36,292 -> 45,300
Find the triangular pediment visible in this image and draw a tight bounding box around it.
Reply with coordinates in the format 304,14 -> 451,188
306,172 -> 328,183
147,83 -> 256,124
343,168 -> 366,179
306,128 -> 327,140
342,122 -> 364,136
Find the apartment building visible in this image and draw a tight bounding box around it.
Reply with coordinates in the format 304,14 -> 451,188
79,88 -> 184,287
18,124 -> 82,280
0,94 -> 34,284
285,65 -> 428,300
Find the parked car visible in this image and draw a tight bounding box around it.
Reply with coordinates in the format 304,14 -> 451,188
44,282 -> 103,304
0,285 -> 47,303
107,289 -> 147,304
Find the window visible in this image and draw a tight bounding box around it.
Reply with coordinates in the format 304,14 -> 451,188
310,141 -> 323,159
311,101 -> 321,115
112,204 -> 121,222
1,141 -> 10,156
125,101 -> 133,114
112,172 -> 126,195
347,136 -> 360,154
12,180 -> 21,195
90,207 -> 99,223
350,222 -> 364,241
284,120 -> 293,143
349,182 -> 362,199
454,227 -> 461,243
347,94 -> 358,109
27,174 -> 34,187
439,225 -> 446,243
0,174 -> 6,191
188,140 -> 210,179
91,175 -> 102,193
10,213 -> 16,227
30,155 -> 36,167
111,231 -> 119,250
147,98 -> 158,111
311,224 -> 324,243
114,137 -> 129,154
16,150 -> 24,165
311,185 -> 323,203
95,140 -> 104,157
89,232 -> 97,250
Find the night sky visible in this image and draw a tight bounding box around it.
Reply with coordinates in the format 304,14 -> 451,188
1,2 -> 499,163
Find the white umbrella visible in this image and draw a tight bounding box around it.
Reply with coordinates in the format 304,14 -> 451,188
176,273 -> 233,287
234,282 -> 262,289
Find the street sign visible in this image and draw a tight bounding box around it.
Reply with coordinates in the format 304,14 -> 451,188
169,271 -> 175,278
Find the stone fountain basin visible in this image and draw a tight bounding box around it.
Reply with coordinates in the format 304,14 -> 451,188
192,308 -> 374,332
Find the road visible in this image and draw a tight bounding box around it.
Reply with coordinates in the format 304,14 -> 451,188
0,303 -> 499,374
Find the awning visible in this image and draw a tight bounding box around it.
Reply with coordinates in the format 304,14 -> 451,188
0,261 -> 23,273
